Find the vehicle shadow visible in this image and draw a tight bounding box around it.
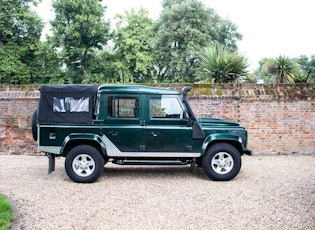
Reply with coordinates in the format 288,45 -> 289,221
101,164 -> 208,181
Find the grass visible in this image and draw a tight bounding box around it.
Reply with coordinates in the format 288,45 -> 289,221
0,194 -> 13,230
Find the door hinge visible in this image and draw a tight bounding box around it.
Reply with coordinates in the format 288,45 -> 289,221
140,145 -> 145,151
186,146 -> 193,152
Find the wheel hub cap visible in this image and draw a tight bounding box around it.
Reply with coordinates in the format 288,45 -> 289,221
211,152 -> 234,175
72,154 -> 95,177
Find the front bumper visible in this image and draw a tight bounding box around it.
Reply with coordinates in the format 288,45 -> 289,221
243,150 -> 252,156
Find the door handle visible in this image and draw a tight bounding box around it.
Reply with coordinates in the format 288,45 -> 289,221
108,130 -> 119,136
150,132 -> 158,137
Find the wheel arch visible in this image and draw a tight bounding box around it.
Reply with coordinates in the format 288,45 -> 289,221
201,134 -> 244,156
61,134 -> 107,158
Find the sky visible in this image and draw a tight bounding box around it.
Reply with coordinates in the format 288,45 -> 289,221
35,0 -> 315,71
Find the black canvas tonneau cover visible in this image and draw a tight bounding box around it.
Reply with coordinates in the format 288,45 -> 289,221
38,84 -> 98,124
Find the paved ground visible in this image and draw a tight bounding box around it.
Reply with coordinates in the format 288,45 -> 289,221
0,154 -> 314,230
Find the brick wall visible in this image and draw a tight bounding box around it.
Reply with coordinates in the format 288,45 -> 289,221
0,90 -> 40,154
0,84 -> 314,155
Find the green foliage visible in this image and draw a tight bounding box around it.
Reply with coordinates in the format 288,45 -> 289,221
50,0 -> 111,83
255,58 -> 277,83
0,194 -> 13,230
207,12 -> 242,52
196,44 -> 248,83
1,0 -> 313,85
0,0 -> 43,84
274,55 -> 298,83
0,0 -> 42,46
31,40 -> 63,83
256,56 -> 304,84
113,8 -> 155,83
81,49 -> 117,84
0,43 -> 30,84
154,0 -> 242,82
294,55 -> 315,83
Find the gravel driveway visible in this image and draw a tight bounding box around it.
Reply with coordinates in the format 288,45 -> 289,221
0,154 -> 314,230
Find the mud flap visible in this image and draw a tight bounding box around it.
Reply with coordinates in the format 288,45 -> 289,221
47,153 -> 55,174
190,157 -> 197,175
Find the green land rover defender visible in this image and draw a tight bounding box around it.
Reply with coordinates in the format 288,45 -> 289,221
32,84 -> 252,183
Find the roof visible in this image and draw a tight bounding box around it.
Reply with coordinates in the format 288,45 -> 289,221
98,85 -> 179,95
39,84 -> 98,93
38,84 -> 98,124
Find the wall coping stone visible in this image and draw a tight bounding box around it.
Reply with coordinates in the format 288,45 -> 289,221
0,83 -> 314,101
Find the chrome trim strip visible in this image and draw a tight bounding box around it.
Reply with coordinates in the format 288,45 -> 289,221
38,146 -> 62,154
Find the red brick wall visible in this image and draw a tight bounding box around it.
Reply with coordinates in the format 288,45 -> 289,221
0,90 -> 40,154
0,84 -> 314,155
190,97 -> 314,154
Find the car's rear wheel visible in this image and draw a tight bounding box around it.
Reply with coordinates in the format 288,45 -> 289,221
202,143 -> 241,181
65,145 -> 104,183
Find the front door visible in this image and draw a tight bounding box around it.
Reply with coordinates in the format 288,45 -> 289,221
144,95 -> 193,154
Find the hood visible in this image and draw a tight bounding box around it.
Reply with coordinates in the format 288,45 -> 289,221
197,117 -> 241,127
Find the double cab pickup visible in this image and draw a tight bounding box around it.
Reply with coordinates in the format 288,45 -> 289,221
32,84 -> 251,183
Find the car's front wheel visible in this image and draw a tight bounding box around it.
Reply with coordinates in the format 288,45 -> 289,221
65,145 -> 104,183
202,143 -> 241,181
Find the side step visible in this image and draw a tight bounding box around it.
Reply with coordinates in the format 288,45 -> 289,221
112,159 -> 189,165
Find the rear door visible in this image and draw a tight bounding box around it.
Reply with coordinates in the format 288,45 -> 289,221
103,95 -> 144,152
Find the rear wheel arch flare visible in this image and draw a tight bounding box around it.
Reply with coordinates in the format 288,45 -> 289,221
62,139 -> 106,159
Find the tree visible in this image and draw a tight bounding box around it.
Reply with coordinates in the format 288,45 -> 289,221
50,0 -> 111,83
154,0 -> 242,82
295,55 -> 315,83
81,49 -> 117,84
255,58 -> 277,83
113,8 -> 155,83
196,44 -> 248,83
31,40 -> 63,84
0,0 -> 43,84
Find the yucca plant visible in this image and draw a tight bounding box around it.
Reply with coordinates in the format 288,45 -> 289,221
274,55 -> 298,83
196,44 -> 248,83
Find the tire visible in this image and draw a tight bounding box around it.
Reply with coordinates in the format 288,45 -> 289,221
202,143 -> 242,181
65,145 -> 104,183
31,108 -> 39,141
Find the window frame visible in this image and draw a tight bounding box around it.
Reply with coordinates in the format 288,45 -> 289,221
107,96 -> 140,119
149,95 -> 186,120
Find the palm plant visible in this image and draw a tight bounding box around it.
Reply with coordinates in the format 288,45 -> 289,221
196,44 -> 248,83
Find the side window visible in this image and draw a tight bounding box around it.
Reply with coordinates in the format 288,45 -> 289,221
108,97 -> 139,118
150,96 -> 183,119
53,97 -> 89,113
94,94 -> 100,116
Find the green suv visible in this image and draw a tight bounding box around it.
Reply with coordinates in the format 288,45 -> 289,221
32,84 -> 251,183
